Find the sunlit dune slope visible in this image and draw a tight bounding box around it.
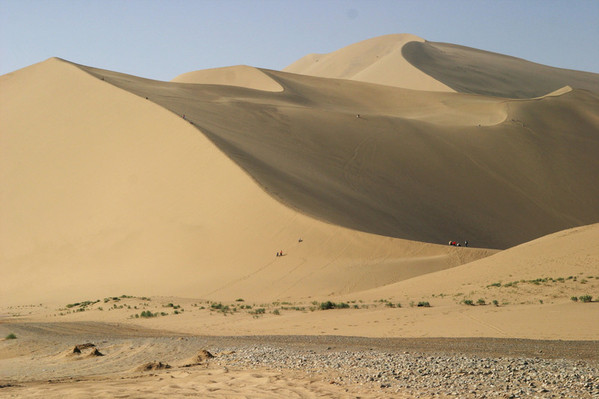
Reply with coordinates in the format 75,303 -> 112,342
171,65 -> 283,92
402,41 -> 599,98
284,33 -> 454,92
356,223 -> 599,301
0,58 -> 495,306
77,61 -> 599,250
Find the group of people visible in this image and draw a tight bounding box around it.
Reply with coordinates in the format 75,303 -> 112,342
449,240 -> 468,247
276,238 -> 303,257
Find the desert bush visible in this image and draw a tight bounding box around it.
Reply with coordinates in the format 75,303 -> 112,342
140,310 -> 157,318
417,301 -> 431,307
463,299 -> 474,306
570,296 -> 578,302
492,300 -> 499,307
487,282 -> 501,288
272,309 -> 280,315
579,295 -> 593,303
5,333 -> 17,340
477,298 -> 486,306
319,301 -> 349,310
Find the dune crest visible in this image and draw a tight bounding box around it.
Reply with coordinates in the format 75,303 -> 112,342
171,65 -> 283,92
284,34 -> 454,92
539,85 -> 573,98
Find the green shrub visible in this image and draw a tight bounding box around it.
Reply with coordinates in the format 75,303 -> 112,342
5,333 -> 17,340
463,299 -> 474,306
487,283 -> 501,288
417,301 -> 431,307
477,298 -> 486,306
140,310 -> 157,318
319,301 -> 349,310
571,296 -> 578,302
272,309 -> 280,315
579,295 -> 593,303
492,300 -> 499,307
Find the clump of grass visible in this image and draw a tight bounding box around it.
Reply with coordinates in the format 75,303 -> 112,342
476,298 -> 486,306
272,309 -> 281,315
571,296 -> 579,302
5,333 -> 17,340
492,300 -> 499,307
319,301 -> 350,310
235,298 -> 244,302
417,301 -> 431,307
385,302 -> 401,308
579,295 -> 593,303
487,282 -> 501,288
462,299 -> 474,306
139,310 -> 157,318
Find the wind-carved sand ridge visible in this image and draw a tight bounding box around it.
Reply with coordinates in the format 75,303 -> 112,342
1,34 -> 599,398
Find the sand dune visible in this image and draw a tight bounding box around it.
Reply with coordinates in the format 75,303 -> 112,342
171,65 -> 283,92
284,33 -> 454,92
0,58 -> 494,306
357,223 -> 599,301
78,60 -> 599,249
402,41 -> 599,98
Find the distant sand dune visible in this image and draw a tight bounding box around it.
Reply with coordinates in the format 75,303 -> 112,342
171,65 -> 283,92
402,41 -> 599,98
284,33 -> 455,92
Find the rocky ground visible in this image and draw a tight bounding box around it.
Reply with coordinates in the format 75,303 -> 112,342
1,322 -> 598,398
214,343 -> 598,398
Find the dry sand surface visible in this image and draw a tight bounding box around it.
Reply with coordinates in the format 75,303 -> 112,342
1,34 -> 599,397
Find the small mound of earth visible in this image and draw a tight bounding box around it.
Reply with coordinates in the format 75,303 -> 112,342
194,349 -> 214,362
181,349 -> 216,367
86,348 -> 104,357
72,343 -> 95,354
137,361 -> 171,371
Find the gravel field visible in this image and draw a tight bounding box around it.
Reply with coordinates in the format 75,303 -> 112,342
213,342 -> 598,398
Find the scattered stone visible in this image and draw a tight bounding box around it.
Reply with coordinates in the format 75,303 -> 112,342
137,361 -> 171,371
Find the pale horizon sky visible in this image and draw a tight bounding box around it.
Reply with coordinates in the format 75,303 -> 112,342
1,0 -> 598,81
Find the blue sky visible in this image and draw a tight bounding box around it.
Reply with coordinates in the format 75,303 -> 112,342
1,0 -> 598,81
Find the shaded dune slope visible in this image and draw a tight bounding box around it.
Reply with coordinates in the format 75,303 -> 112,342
0,58 -> 495,305
402,41 -> 599,98
78,62 -> 599,249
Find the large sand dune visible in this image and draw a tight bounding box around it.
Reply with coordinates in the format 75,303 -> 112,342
1,35 -> 599,304
77,60 -> 599,249
0,58 -> 495,306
